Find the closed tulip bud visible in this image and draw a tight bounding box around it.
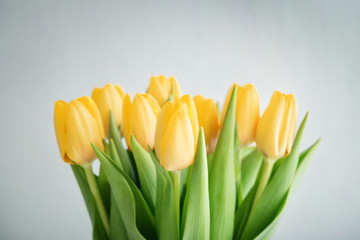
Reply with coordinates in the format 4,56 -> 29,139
123,93 -> 161,151
255,91 -> 298,160
222,83 -> 260,145
54,96 -> 105,165
155,95 -> 199,171
193,95 -> 220,154
91,83 -> 125,137
147,75 -> 182,106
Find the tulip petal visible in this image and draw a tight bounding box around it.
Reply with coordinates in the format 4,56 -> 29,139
169,76 -> 182,100
256,91 -> 286,159
180,95 -> 199,151
77,96 -> 105,141
154,101 -> 182,155
148,75 -> 171,106
160,109 -> 195,171
122,94 -> 132,150
286,94 -> 298,155
66,100 -> 97,164
236,84 -> 260,145
141,93 -> 161,116
54,100 -> 68,162
115,84 -> 125,98
132,94 -> 158,150
278,95 -> 294,157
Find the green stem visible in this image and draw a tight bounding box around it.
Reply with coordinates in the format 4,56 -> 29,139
83,164 -> 110,237
171,170 -> 181,233
253,157 -> 274,207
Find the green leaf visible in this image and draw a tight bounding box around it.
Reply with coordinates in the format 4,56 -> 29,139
148,147 -> 178,240
93,144 -> 156,240
93,202 -> 110,240
109,139 -> 124,168
253,138 -> 321,240
240,148 -> 263,199
240,113 -> 309,240
109,111 -> 137,184
71,165 -> 95,224
110,193 -> 128,240
209,86 -> 237,240
181,129 -> 210,240
131,135 -> 156,212
71,165 -> 108,240
98,166 -> 111,216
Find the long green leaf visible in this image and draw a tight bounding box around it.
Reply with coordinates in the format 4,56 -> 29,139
93,144 -> 156,240
240,113 -> 308,240
209,86 -> 237,240
109,111 -> 137,184
71,165 -> 95,224
71,165 -> 108,240
181,129 -> 210,240
131,135 -> 156,212
253,138 -> 321,240
110,194 -> 128,240
148,147 -> 178,240
240,148 -> 263,198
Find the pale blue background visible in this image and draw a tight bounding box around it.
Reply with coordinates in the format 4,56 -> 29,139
1,0 -> 359,239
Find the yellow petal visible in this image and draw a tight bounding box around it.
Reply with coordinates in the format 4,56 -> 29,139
54,100 -> 68,162
141,93 -> 161,117
154,101 -> 182,155
194,95 -> 219,153
169,76 -> 182,100
180,95 -> 199,151
92,83 -> 125,137
285,94 -> 298,155
115,84 -> 125,98
255,91 -> 286,159
147,75 -> 171,106
235,84 -> 260,145
132,94 -> 158,150
66,100 -> 98,164
160,109 -> 195,171
77,96 -> 105,140
122,94 -> 132,150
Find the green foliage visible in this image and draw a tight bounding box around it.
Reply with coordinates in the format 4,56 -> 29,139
181,129 -> 210,240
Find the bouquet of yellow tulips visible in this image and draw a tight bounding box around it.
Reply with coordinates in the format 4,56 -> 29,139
54,76 -> 320,240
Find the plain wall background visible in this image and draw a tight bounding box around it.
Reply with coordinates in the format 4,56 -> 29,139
1,0 -> 359,239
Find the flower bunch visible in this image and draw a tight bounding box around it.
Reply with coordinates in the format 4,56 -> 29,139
54,76 -> 320,240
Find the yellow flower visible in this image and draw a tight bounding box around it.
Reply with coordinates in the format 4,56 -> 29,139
255,91 -> 298,159
193,95 -> 219,154
54,96 -> 105,165
122,93 -> 161,151
154,95 -> 199,171
222,83 -> 260,145
91,83 -> 125,137
147,75 -> 182,106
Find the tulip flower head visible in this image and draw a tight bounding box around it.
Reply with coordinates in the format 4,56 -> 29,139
154,95 -> 199,171
91,83 -> 125,137
255,91 -> 298,160
54,96 -> 105,165
193,95 -> 220,154
123,93 -> 161,151
147,75 -> 182,106
222,83 -> 260,146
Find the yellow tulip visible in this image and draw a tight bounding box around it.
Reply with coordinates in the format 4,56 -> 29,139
222,83 -> 260,145
54,96 -> 105,165
193,95 -> 219,154
255,91 -> 298,160
91,83 -> 125,137
122,93 -> 161,151
154,95 -> 199,171
147,75 -> 182,106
